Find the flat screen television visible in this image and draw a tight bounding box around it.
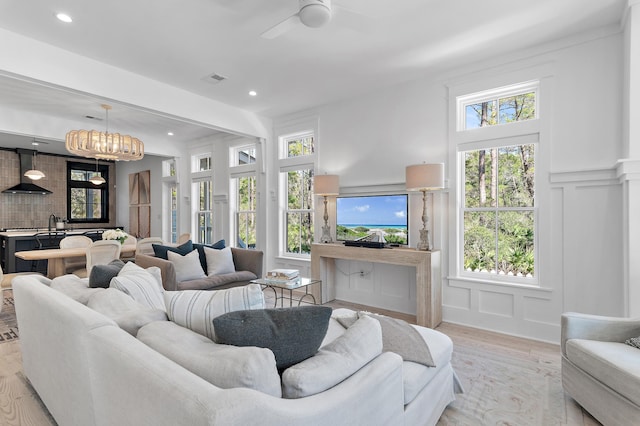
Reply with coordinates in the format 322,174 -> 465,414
336,194 -> 409,245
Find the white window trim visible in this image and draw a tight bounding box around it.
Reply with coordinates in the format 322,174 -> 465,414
450,78 -> 547,287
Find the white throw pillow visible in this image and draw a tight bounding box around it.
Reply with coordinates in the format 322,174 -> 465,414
164,284 -> 265,341
204,246 -> 235,276
167,249 -> 206,282
110,263 -> 166,311
281,315 -> 383,399
87,288 -> 168,336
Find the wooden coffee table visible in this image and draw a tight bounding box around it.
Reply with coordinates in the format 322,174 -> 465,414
251,277 -> 321,308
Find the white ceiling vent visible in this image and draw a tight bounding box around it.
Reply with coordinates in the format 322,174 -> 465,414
205,73 -> 227,84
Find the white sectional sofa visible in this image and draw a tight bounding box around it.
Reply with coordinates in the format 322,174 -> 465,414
13,271 -> 461,426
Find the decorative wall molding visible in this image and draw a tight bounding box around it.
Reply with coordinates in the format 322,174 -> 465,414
616,159 -> 640,182
549,167 -> 618,185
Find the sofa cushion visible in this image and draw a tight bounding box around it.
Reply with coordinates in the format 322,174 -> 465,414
87,288 -> 168,336
281,314 -> 382,398
566,339 -> 640,407
213,305 -> 332,370
50,274 -> 104,304
110,262 -> 166,311
325,308 -> 454,405
193,240 -> 225,274
204,246 -> 235,276
164,284 -> 265,341
152,240 -> 194,260
88,259 -> 126,288
137,321 -> 281,397
167,249 -> 206,282
177,270 -> 258,291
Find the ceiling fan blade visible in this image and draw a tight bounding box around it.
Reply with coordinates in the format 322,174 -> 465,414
261,13 -> 301,39
333,4 -> 374,33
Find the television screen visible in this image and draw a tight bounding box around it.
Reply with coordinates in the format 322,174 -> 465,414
336,194 -> 409,245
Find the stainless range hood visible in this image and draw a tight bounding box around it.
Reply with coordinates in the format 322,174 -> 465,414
2,148 -> 52,194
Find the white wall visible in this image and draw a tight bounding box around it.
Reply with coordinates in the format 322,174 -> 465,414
268,27 -> 626,343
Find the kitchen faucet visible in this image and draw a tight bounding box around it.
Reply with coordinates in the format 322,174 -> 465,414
48,214 -> 57,232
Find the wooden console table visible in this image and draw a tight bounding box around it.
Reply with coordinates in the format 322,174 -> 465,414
310,243 -> 441,328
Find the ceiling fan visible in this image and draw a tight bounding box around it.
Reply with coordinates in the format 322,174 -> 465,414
261,0 -> 366,39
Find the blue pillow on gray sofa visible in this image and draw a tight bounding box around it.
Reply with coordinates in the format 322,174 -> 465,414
213,306 -> 332,370
152,240 -> 193,260
193,239 -> 225,274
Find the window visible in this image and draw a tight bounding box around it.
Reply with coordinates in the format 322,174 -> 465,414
284,168 -> 314,255
286,134 -> 314,158
67,161 -> 109,223
457,82 -> 538,282
232,145 -> 257,166
162,159 -> 178,243
278,130 -> 316,256
195,179 -> 213,244
462,144 -> 535,278
234,175 -> 257,248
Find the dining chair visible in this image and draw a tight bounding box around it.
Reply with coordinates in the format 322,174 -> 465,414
32,231 -> 67,273
136,237 -> 164,256
177,233 -> 191,244
59,235 -> 92,275
85,240 -> 122,277
121,233 -> 138,261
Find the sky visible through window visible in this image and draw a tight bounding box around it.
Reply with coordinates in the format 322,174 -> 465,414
336,195 -> 407,226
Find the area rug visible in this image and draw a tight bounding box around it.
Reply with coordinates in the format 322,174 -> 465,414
0,290 -> 19,343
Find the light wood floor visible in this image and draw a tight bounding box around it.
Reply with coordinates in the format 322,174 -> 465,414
0,295 -> 601,426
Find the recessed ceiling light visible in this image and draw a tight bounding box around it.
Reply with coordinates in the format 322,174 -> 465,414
167,132 -> 174,136
249,90 -> 257,97
56,13 -> 73,23
31,141 -> 39,146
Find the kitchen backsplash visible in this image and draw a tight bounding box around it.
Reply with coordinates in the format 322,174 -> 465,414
0,150 -> 117,230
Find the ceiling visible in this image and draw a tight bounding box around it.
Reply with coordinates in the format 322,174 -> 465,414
0,0 -> 628,155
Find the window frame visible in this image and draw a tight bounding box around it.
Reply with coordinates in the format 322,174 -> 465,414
454,80 -> 541,286
66,160 -> 110,224
278,130 -> 316,258
162,158 -> 178,244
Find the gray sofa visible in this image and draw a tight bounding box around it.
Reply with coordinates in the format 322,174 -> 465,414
13,273 -> 461,426
561,312 -> 640,426
135,247 -> 263,291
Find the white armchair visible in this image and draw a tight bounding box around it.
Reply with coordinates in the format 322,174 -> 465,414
561,312 -> 640,426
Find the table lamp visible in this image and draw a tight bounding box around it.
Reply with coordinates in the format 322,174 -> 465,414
406,163 -> 445,251
314,174 -> 340,243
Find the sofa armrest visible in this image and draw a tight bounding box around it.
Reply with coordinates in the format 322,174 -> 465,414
231,248 -> 263,278
561,312 -> 640,356
135,254 -> 178,291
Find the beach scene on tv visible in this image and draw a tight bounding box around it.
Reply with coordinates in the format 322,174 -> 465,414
336,194 -> 409,245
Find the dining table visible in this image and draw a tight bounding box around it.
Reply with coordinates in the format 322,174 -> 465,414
15,246 -> 136,279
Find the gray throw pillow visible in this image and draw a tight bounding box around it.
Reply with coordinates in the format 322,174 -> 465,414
213,306 -> 332,370
89,259 -> 126,288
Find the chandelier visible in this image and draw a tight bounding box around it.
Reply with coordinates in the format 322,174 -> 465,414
65,104 -> 144,161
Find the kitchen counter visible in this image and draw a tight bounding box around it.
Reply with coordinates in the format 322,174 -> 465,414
0,228 -> 110,238
0,228 -> 122,273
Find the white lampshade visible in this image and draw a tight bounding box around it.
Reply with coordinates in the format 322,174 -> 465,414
406,163 -> 445,191
24,169 -> 45,180
314,174 -> 340,195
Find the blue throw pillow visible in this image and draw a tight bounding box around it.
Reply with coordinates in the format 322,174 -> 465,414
152,240 -> 194,260
213,306 -> 332,371
193,239 -> 225,275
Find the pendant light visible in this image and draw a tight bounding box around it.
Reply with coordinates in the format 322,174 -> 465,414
24,150 -> 46,180
89,158 -> 106,185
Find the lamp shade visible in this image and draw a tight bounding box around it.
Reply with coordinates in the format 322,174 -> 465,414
406,163 -> 445,191
314,174 -> 340,195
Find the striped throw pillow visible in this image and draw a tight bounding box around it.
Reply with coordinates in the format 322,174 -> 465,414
110,263 -> 166,311
164,284 -> 265,341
